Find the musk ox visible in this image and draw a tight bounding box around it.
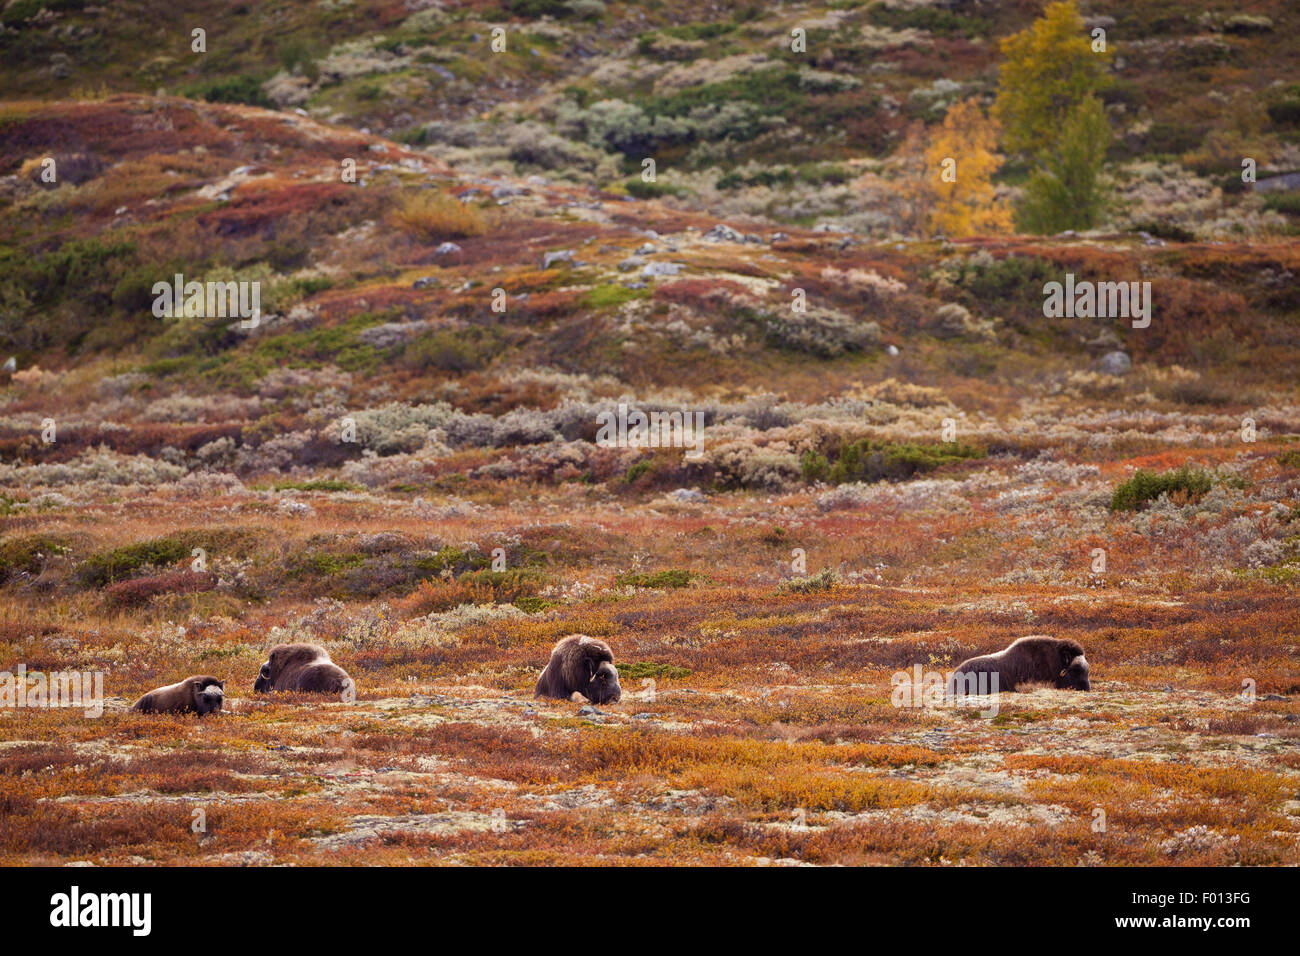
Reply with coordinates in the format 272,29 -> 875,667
253,643 -> 354,697
132,675 -> 226,715
948,636 -> 1090,694
535,635 -> 621,704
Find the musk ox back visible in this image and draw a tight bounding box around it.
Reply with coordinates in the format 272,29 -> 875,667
535,635 -> 621,704
254,643 -> 354,697
132,675 -> 225,715
948,636 -> 1090,694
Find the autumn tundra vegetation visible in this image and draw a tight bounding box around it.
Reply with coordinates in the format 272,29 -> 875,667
0,0 -> 1298,867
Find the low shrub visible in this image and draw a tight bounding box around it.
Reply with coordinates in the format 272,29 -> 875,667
389,191 -> 488,242
180,73 -> 273,108
801,440 -> 983,485
80,537 -> 191,586
1110,466 -> 1213,511
103,570 -> 216,608
614,568 -> 695,588
781,568 -> 838,593
0,534 -> 71,584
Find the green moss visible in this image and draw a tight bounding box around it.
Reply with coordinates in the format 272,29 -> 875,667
271,479 -> 361,493
616,661 -> 693,681
1110,466 -> 1213,512
804,440 -> 983,485
582,283 -> 650,309
1263,193 -> 1300,218
412,546 -> 491,576
622,459 -> 655,484
614,568 -> 695,588
866,3 -> 989,37
403,326 -> 503,373
80,537 -> 191,586
180,72 -> 273,108
1234,563 -> 1300,585
458,568 -> 542,589
513,596 -> 559,614
623,179 -> 681,200
0,534 -> 71,583
290,552 -> 366,577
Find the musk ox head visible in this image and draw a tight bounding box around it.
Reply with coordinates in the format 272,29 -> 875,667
1055,642 -> 1091,691
254,644 -> 310,693
254,659 -> 274,693
585,656 -> 622,704
254,643 -> 316,692
194,679 -> 225,715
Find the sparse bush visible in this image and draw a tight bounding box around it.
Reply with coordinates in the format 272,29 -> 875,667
761,306 -> 880,357
781,568 -> 838,593
389,192 -> 487,242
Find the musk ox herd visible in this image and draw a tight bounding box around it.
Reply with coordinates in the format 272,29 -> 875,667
131,633 -> 1087,716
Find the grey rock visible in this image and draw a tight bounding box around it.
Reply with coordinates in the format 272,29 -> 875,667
642,261 -> 682,278
358,320 -> 431,348
1097,350 -> 1132,375
703,223 -> 745,243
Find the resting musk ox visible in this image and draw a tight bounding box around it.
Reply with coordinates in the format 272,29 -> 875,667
948,636 -> 1090,694
535,635 -> 622,704
132,675 -> 226,715
253,643 -> 354,697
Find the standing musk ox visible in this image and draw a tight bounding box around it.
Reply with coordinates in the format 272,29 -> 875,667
253,643 -> 355,697
535,635 -> 622,704
132,675 -> 226,715
948,636 -> 1091,694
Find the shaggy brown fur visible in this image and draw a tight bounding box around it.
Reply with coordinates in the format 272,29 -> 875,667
949,636 -> 1090,693
535,635 -> 621,704
253,643 -> 354,696
132,675 -> 225,715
